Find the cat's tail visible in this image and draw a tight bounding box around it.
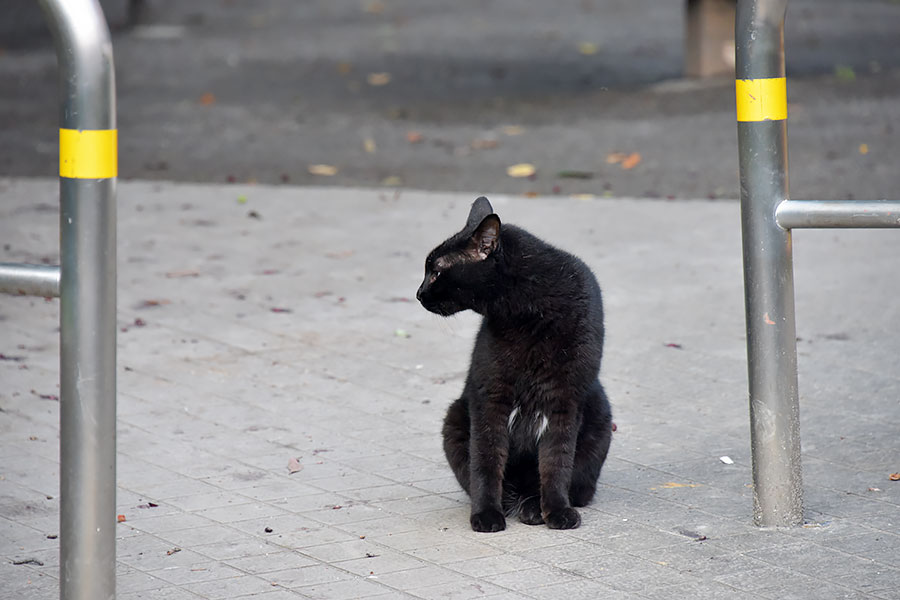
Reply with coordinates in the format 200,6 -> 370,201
502,489 -> 538,518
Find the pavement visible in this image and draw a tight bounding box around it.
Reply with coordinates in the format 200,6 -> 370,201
2,178 -> 899,599
2,0 -> 900,200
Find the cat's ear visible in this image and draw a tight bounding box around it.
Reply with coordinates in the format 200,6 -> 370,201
465,196 -> 495,230
469,214 -> 501,261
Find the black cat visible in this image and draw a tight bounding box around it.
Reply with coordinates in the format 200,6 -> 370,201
417,197 -> 613,532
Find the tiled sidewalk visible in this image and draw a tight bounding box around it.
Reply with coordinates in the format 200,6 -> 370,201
1,178 -> 898,599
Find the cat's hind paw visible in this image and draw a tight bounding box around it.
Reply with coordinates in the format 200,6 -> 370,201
545,507 -> 581,529
471,508 -> 506,533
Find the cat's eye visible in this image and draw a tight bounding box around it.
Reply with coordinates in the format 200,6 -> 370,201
429,271 -> 441,284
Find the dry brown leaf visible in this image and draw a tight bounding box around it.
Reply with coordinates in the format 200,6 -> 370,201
367,72 -> 392,86
501,125 -> 525,136
406,131 -> 424,144
507,163 -> 536,178
363,0 -> 385,14
621,152 -> 642,170
890,473 -> 900,481
471,138 -> 499,150
337,62 -> 353,75
287,457 -> 303,474
199,92 -> 216,106
363,138 -> 377,154
578,42 -> 598,55
308,164 -> 338,176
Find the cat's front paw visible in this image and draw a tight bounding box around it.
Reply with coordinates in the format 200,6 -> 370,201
471,508 -> 506,533
545,507 -> 581,530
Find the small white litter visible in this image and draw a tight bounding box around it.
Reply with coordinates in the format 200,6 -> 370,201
719,456 -> 735,465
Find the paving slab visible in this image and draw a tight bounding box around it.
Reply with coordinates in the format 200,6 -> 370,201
1,178 -> 899,599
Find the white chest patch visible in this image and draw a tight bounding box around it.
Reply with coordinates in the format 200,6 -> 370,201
507,407 -> 520,431
535,413 -> 549,442
508,407 -> 549,443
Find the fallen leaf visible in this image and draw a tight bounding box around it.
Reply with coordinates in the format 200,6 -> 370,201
406,131 -> 424,144
308,164 -> 339,176
507,163 -> 536,178
381,175 -> 403,186
557,170 -> 594,179
606,152 -> 627,164
764,312 -> 776,325
835,65 -> 856,83
578,42 -> 598,55
364,137 -> 377,153
166,547 -> 181,556
501,125 -> 525,136
367,72 -> 392,86
570,193 -> 596,201
270,307 -> 292,313
471,138 -> 499,150
199,92 -> 216,106
395,329 -> 411,338
325,249 -> 355,259
237,195 -> 248,205
0,353 -> 26,362
868,487 -> 882,492
287,457 -> 303,474
133,318 -> 147,328
136,299 -> 170,309
363,0 -> 385,14
620,152 -> 642,170
859,143 -> 869,155
337,61 -> 353,75
165,270 -> 200,279
659,482 -> 701,489
117,514 -> 126,523
889,473 -> 900,481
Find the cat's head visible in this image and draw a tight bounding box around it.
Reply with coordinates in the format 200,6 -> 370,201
416,197 -> 501,316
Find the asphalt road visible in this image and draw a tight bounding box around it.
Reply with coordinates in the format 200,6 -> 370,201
2,0 -> 899,200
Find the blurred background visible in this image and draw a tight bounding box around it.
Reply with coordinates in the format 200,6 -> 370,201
2,0 -> 899,199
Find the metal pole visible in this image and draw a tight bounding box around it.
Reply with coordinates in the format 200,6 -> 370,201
776,199 -> 900,229
37,1 -> 118,598
0,263 -> 61,297
735,0 -> 803,527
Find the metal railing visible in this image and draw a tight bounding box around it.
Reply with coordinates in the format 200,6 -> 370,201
736,0 -> 900,527
0,0 -> 118,597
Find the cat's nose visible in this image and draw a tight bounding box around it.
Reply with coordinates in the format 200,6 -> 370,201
416,283 -> 423,302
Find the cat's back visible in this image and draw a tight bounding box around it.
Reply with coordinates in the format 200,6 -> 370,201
502,224 -> 604,324
475,224 -> 604,373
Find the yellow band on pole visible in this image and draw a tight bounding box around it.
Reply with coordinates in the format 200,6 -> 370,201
735,78 -> 787,122
59,129 -> 118,179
